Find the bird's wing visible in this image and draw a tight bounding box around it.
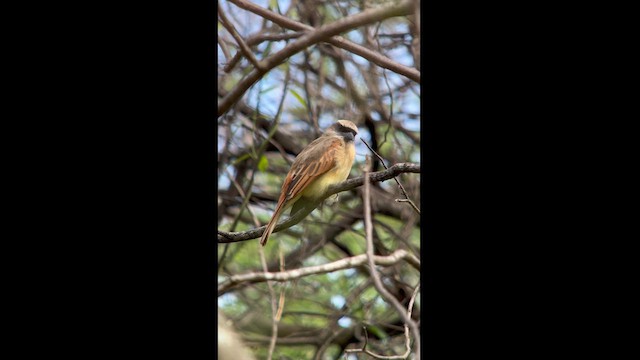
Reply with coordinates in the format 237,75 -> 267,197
280,136 -> 343,202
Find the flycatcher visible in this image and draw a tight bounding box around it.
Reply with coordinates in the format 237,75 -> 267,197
260,120 -> 358,246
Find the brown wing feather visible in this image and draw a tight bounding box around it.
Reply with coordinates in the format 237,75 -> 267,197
283,137 -> 343,201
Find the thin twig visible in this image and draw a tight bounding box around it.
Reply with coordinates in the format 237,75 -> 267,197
217,34 -> 231,62
224,31 -> 305,73
218,3 -> 264,71
259,243 -> 278,360
302,50 -> 319,136
372,21 -> 395,149
275,250 -> 286,321
313,279 -> 374,360
373,217 -> 420,256
361,139 -> 421,215
408,283 -> 420,319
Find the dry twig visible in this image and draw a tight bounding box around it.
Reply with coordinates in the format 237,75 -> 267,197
361,139 -> 421,215
218,3 -> 264,71
218,249 -> 419,294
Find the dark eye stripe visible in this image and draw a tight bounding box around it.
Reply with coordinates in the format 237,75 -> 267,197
337,124 -> 357,135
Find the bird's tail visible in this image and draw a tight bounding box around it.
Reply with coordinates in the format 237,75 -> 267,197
259,202 -> 285,246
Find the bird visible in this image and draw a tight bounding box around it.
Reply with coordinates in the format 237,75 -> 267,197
259,120 -> 359,246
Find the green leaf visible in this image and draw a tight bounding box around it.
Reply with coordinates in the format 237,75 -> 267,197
257,155 -> 269,172
260,85 -> 278,94
232,153 -> 251,165
263,42 -> 273,57
289,89 -> 307,108
366,325 -> 389,339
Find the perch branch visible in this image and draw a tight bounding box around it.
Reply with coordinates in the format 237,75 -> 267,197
217,163 -> 420,243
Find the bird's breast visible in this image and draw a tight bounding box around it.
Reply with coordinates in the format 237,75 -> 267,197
300,141 -> 355,199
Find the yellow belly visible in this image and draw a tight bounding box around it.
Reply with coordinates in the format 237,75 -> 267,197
300,143 -> 355,200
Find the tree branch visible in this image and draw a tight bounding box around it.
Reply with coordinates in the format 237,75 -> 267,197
219,0 -> 417,117
217,162 -> 420,243
224,31 -> 305,73
218,249 -> 419,294
229,0 -> 420,83
218,3 -> 264,71
226,0 -> 420,84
